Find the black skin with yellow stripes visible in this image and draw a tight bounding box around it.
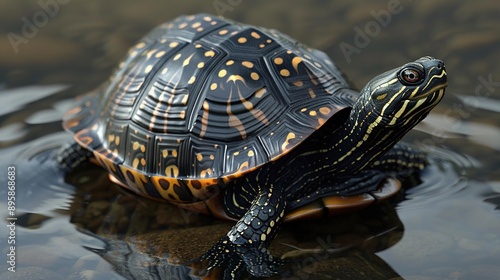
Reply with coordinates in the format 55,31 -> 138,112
59,14 -> 447,278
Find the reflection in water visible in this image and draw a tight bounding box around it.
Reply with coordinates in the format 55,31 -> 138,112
2,130 -> 475,279
13,151 -> 412,279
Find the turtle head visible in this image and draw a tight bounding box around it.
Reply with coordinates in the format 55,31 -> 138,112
355,56 -> 447,127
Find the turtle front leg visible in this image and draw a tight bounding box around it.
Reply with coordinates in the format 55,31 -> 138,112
198,184 -> 286,278
371,142 -> 427,176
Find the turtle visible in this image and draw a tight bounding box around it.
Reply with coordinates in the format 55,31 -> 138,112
58,14 -> 447,278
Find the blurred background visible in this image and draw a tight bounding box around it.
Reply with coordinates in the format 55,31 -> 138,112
1,0 -> 499,279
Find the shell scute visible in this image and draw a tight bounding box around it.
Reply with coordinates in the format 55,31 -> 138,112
218,27 -> 280,54
124,124 -> 153,173
191,55 -> 282,143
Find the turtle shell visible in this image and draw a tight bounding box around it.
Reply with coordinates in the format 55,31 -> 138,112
63,14 -> 357,205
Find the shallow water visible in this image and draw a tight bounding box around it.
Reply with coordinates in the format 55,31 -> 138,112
1,0 -> 500,279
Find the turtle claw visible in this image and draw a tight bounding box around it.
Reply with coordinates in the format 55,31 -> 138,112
195,236 -> 285,279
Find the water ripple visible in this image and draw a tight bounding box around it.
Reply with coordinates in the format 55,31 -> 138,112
456,94 -> 500,114
0,122 -> 27,142
1,132 -> 74,216
398,146 -> 477,211
0,85 -> 70,117
417,113 -> 500,151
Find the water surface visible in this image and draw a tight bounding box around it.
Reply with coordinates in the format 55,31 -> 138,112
1,0 -> 500,279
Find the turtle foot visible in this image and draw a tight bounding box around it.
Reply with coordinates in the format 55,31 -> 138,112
194,235 -> 285,279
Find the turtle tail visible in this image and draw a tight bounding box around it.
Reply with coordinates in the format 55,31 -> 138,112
56,142 -> 93,173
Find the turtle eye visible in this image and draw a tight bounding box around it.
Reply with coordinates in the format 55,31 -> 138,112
398,67 -> 424,85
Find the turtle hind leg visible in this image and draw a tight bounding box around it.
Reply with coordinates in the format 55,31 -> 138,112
56,142 -> 93,173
